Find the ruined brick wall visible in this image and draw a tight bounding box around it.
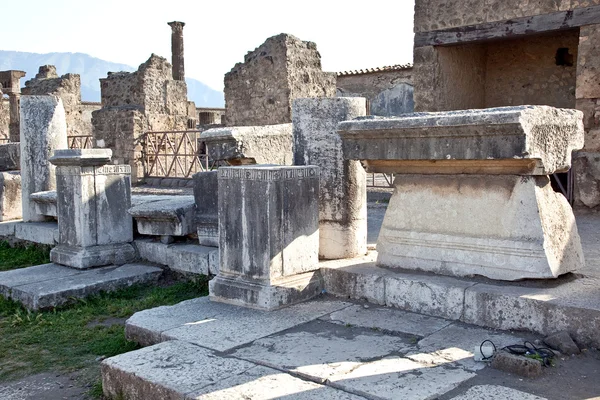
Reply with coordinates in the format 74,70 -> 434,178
337,68 -> 414,116
92,108 -> 147,180
224,34 -> 336,127
80,102 -> 102,137
414,0 -> 598,33
22,69 -> 85,136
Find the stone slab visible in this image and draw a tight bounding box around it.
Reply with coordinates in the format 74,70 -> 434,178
30,190 -> 56,218
406,323 -> 527,372
0,171 -> 21,221
321,260 -> 476,320
135,238 -> 169,266
338,106 -> 584,175
14,221 -> 58,245
320,304 -> 453,337
102,340 -> 364,400
129,196 -> 195,236
125,296 -> 350,350
50,243 -> 137,270
231,320 -> 417,383
134,239 -> 219,276
0,220 -> 20,236
1,263 -> 162,310
449,385 -> 546,400
0,143 -> 20,172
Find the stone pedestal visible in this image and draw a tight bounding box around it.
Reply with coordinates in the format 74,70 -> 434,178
293,97 -> 367,259
49,149 -> 135,269
339,106 -> 585,281
20,95 -> 68,222
193,171 -> 218,247
209,165 -> 320,310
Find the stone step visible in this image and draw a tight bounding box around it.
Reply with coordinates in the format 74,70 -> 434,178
0,262 -> 162,310
135,239 -> 219,275
101,340 -> 366,400
320,255 -> 600,348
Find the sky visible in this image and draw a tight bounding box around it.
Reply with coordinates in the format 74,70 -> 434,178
0,0 -> 415,91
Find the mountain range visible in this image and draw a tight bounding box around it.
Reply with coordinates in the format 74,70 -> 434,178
0,51 -> 224,107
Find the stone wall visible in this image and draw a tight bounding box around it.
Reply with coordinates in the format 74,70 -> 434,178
21,66 -> 94,137
0,98 -> 8,141
414,0 -> 598,33
224,33 -> 336,127
337,67 -> 414,116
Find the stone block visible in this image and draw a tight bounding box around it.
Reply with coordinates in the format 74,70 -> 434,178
544,331 -> 581,355
49,149 -> 134,269
128,196 -> 195,237
167,244 -> 212,275
14,221 -> 58,245
0,143 -> 20,171
210,165 -> 320,310
338,106 -> 584,176
193,171 -> 218,247
0,221 -> 19,237
135,238 -> 169,265
572,152 -> 600,209
19,95 -> 68,222
0,171 -> 21,221
491,351 -> 543,378
576,25 -> 600,100
200,123 -> 293,165
29,190 -> 56,218
292,97 -> 367,259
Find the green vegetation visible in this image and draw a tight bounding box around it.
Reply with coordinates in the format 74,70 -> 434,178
0,242 -> 210,397
0,241 -> 51,271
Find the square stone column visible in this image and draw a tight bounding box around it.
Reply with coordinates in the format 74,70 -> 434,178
339,106 -> 585,281
19,95 -> 68,222
49,149 -> 135,269
209,165 -> 321,310
293,97 -> 367,259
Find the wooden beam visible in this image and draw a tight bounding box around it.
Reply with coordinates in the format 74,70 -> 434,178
414,5 -> 600,47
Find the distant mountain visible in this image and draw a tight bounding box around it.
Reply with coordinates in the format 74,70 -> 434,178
0,51 -> 224,107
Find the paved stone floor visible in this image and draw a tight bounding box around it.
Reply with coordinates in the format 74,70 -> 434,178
106,296 -> 600,400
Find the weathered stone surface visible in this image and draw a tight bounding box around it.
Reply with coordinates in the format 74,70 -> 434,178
200,124 -> 293,165
193,171 -> 218,247
125,296 -> 350,350
134,239 -> 219,276
102,340 -> 360,400
0,171 -> 21,221
0,263 -> 162,310
450,385 -> 547,400
377,174 -> 584,280
491,351 -> 543,378
30,190 -> 56,218
572,152 -> 600,208
292,97 -> 367,259
576,25 -> 600,100
14,221 -> 58,245
167,22 -> 185,82
320,304 -> 452,337
49,149 -> 134,269
0,220 -> 19,237
543,331 -> 581,355
19,95 -> 68,222
129,196 -> 195,237
338,106 -> 584,176
210,165 -> 320,310
224,33 -> 336,127
0,143 -> 20,171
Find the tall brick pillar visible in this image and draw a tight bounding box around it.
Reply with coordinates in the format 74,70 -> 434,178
168,21 -> 185,81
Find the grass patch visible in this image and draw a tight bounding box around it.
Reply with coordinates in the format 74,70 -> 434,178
0,277 -> 209,389
0,241 -> 51,271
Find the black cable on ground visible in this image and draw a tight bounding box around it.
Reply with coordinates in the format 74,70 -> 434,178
480,339 -> 556,366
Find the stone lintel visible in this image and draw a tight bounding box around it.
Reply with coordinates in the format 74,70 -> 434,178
338,106 -> 584,175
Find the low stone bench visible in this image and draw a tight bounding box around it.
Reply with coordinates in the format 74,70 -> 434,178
30,190 -> 57,218
128,195 -> 196,240
339,106 -> 585,281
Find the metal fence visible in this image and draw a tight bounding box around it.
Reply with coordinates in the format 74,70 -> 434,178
142,130 -> 219,179
68,135 -> 93,149
367,173 -> 394,188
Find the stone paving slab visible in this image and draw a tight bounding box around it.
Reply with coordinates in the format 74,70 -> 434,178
320,304 -> 452,337
14,221 -> 58,245
448,385 -> 547,400
126,296 -> 351,351
231,320 -> 417,383
102,340 -> 367,400
0,263 -> 162,310
407,324 -> 528,372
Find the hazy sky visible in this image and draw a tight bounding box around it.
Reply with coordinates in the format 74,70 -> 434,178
1,0 -> 415,91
